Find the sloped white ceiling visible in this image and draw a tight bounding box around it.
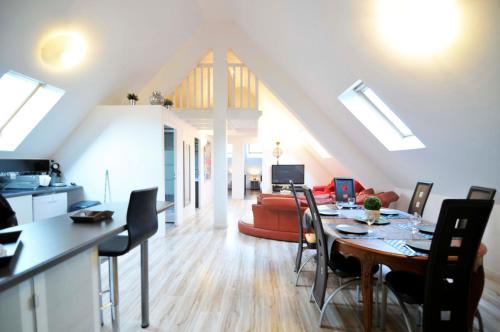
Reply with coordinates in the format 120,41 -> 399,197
228,0 -> 500,195
1,0 -> 499,196
0,0 -> 203,158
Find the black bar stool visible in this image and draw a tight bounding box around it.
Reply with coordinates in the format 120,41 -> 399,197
98,187 -> 158,328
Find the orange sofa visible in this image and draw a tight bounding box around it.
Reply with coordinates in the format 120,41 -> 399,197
238,195 -> 307,242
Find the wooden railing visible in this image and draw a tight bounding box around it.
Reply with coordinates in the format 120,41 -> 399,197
168,64 -> 213,109
227,63 -> 258,109
168,63 -> 258,110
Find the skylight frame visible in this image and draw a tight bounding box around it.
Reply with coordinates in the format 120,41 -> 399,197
0,71 -> 65,151
338,80 -> 425,151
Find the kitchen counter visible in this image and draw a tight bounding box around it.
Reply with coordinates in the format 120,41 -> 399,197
0,185 -> 83,198
0,201 -> 171,293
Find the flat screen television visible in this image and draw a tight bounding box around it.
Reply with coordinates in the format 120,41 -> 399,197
272,164 -> 305,185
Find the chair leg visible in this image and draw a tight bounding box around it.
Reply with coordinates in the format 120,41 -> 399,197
97,258 -> 104,326
391,291 -> 413,332
295,244 -> 303,272
109,257 -> 120,328
319,278 -> 360,327
381,284 -> 388,330
476,310 -> 484,332
295,253 -> 315,286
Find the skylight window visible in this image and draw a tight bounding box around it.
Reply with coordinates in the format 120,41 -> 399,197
338,80 -> 425,151
0,71 -> 65,151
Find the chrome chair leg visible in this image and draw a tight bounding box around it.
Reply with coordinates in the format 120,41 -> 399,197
319,278 -> 360,327
295,253 -> 315,286
381,284 -> 388,330
476,310 -> 484,332
97,258 -> 104,326
109,257 -> 120,328
392,291 -> 413,332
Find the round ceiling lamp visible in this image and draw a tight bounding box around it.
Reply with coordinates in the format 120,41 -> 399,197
377,0 -> 461,57
40,31 -> 87,69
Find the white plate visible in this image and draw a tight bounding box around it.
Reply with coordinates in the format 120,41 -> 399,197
318,204 -> 337,211
319,210 -> 339,216
380,208 -> 400,216
336,224 -> 369,234
406,240 -> 431,252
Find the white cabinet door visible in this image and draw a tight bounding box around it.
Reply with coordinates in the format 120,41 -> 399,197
33,248 -> 100,332
32,193 -> 67,221
0,279 -> 36,332
6,195 -> 33,224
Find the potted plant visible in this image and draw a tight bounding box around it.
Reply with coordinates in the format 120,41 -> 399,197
163,98 -> 174,109
127,93 -> 138,105
149,91 -> 164,105
364,196 -> 382,221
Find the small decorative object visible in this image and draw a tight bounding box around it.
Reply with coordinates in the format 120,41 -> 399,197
70,210 -> 114,223
149,90 -> 165,105
272,141 -> 283,165
127,93 -> 138,105
163,98 -> 174,109
364,196 -> 382,222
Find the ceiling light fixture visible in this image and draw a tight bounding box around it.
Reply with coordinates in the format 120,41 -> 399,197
377,0 -> 461,56
40,31 -> 87,69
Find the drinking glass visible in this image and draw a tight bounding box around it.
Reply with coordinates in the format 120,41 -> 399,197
365,210 -> 376,234
409,212 -> 422,239
348,197 -> 355,206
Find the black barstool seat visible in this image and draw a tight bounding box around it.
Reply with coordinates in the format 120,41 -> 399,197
98,235 -> 129,257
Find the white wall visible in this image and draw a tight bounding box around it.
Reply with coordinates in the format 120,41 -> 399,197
55,106 -> 165,203
54,105 -> 211,226
395,188 -> 500,279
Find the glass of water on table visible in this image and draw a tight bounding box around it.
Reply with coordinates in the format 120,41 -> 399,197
409,212 -> 422,239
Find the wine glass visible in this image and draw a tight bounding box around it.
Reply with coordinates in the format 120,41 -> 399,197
409,212 -> 422,239
365,210 -> 376,234
348,197 -> 355,206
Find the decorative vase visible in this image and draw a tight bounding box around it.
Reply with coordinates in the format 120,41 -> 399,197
149,91 -> 165,105
128,99 -> 136,106
365,209 -> 380,221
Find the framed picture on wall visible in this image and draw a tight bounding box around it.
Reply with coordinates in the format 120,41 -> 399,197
204,142 -> 211,180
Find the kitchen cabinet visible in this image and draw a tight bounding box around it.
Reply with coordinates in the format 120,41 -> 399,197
6,195 -> 33,225
33,193 -> 67,221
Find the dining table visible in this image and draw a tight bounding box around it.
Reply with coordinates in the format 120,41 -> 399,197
304,205 -> 487,332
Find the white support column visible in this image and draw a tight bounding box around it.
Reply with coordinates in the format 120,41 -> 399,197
231,140 -> 245,199
213,47 -> 228,228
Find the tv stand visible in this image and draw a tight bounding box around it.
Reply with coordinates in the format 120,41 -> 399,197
272,184 -> 305,193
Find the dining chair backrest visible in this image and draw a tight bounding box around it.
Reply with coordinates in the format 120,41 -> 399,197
467,186 -> 496,200
289,180 -> 305,241
125,187 -> 159,251
408,181 -> 433,216
0,194 -> 18,230
303,187 -> 329,309
334,177 -> 355,202
423,199 -> 494,332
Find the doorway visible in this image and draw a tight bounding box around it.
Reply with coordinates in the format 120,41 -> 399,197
194,138 -> 200,208
164,126 -> 175,223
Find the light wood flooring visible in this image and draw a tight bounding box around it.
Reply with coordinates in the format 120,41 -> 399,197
101,194 -> 500,331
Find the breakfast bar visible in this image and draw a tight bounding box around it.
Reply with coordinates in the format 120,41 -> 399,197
0,201 -> 170,332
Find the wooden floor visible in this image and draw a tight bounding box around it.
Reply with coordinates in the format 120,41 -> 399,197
101,194 -> 500,331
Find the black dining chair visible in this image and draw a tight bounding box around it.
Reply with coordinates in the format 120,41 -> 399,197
98,187 -> 158,326
383,199 -> 494,332
465,185 -> 495,332
467,186 -> 496,200
334,177 -> 355,203
289,180 -> 316,286
408,181 -> 433,217
304,187 -> 378,327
